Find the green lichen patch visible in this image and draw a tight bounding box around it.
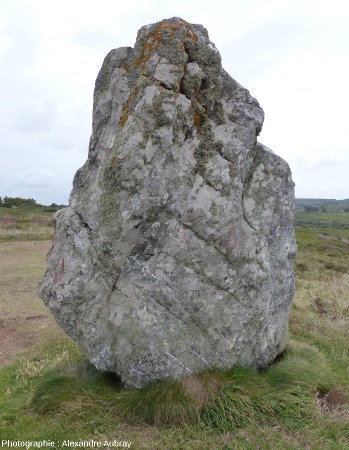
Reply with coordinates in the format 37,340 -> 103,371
194,119 -> 222,178
149,91 -> 175,128
98,156 -> 122,237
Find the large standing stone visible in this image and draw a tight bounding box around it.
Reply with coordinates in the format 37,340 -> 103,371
39,18 -> 297,388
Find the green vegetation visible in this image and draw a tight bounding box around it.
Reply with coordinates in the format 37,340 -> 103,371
0,207 -> 348,449
0,196 -> 38,209
0,196 -> 66,211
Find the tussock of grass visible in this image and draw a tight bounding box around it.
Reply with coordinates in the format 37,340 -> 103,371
115,380 -> 198,426
31,371 -> 80,414
264,340 -> 332,390
201,362 -> 319,433
31,358 -> 121,414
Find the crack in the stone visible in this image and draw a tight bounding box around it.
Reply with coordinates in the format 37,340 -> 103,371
242,204 -> 257,233
74,209 -> 95,233
198,173 -> 222,194
241,146 -> 260,234
142,71 -> 192,101
215,144 -> 247,168
99,274 -> 113,292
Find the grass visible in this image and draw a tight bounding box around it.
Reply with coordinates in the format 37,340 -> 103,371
0,209 -> 348,448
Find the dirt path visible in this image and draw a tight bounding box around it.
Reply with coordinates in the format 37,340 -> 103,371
0,240 -> 64,365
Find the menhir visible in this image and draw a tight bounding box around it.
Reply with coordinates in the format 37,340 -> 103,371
39,17 -> 297,388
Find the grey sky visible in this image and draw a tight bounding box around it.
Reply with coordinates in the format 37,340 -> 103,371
0,0 -> 348,204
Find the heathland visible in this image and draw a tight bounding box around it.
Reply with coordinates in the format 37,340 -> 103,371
0,204 -> 348,449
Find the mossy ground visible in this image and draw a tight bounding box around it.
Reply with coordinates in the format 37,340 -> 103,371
0,209 -> 348,449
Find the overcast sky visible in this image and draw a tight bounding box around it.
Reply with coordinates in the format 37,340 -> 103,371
1,0 -> 348,204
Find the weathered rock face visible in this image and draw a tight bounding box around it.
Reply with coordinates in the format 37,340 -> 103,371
39,18 -> 297,388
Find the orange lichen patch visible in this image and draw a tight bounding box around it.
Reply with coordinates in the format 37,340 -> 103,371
177,62 -> 187,94
123,63 -> 130,72
192,86 -> 205,131
133,40 -> 157,71
193,110 -> 203,132
176,78 -> 183,94
133,19 -> 199,73
133,22 -> 164,70
119,85 -> 138,128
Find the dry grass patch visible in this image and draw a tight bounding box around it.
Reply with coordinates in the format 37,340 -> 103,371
181,371 -> 228,409
0,208 -> 54,241
316,388 -> 349,423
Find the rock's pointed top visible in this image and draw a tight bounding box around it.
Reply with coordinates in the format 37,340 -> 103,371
136,17 -> 210,44
133,17 -> 220,73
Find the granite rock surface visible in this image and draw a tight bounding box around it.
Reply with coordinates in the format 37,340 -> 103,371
39,17 -> 297,388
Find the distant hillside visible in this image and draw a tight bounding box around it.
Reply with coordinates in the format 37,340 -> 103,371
296,198 -> 349,212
